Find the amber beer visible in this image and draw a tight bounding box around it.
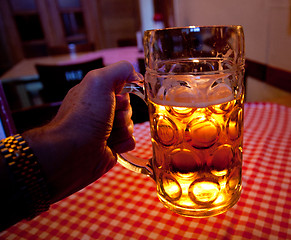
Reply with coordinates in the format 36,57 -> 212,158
148,96 -> 243,217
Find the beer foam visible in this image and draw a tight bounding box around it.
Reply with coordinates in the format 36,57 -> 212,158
151,83 -> 235,108
151,94 -> 234,108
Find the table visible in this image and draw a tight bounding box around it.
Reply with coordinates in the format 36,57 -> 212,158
1,102 -> 290,240
0,47 -> 144,83
59,47 -> 144,70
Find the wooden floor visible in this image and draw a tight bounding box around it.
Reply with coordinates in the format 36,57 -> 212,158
246,77 -> 291,107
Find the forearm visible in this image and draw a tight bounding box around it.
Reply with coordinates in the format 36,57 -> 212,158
22,123 -> 115,204
0,127 -> 78,231
0,128 -> 75,231
22,125 -> 84,204
0,62 -> 138,231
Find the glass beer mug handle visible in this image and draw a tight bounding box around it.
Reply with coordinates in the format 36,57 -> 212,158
121,81 -> 145,100
117,82 -> 153,178
117,153 -> 153,176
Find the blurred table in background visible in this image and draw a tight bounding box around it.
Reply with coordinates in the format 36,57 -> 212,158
59,46 -> 144,71
0,46 -> 144,82
246,77 -> 291,107
0,47 -> 144,110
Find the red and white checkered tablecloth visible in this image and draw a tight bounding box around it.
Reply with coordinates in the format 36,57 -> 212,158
1,103 -> 291,240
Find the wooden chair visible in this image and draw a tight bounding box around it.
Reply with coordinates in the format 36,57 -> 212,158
47,43 -> 95,55
130,94 -> 149,123
35,57 -> 104,103
11,102 -> 62,133
117,38 -> 137,47
137,58 -> 146,76
128,57 -> 148,123
0,82 -> 16,137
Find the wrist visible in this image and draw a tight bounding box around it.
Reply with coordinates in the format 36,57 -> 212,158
22,124 -> 105,203
22,125 -> 73,203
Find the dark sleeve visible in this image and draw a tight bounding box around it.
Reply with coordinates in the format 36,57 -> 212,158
0,153 -> 27,231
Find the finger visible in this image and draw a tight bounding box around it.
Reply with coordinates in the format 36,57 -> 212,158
113,93 -> 132,128
108,123 -> 135,153
113,108 -> 132,128
110,120 -> 134,140
115,93 -> 130,111
90,61 -> 144,94
110,137 -> 136,154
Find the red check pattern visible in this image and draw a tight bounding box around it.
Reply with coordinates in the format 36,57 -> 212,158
1,103 -> 291,239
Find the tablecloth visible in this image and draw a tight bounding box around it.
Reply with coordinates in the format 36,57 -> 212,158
1,102 -> 290,240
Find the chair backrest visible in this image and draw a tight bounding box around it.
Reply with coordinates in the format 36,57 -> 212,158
0,82 -> 16,138
117,38 -> 137,47
138,58 -> 146,76
35,57 -> 104,103
12,102 -> 62,133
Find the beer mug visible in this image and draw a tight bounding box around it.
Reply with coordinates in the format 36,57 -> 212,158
118,26 -> 245,217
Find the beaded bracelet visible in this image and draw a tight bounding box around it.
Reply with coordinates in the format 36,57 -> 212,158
0,134 -> 50,219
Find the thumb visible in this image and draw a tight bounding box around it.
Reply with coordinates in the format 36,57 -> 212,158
96,61 -> 143,94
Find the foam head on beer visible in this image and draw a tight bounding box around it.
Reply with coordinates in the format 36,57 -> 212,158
150,74 -> 236,109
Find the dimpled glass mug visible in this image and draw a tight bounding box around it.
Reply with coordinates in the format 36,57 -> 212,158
118,26 -> 245,217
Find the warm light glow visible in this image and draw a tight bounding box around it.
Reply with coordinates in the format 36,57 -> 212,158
178,197 -> 196,207
167,182 -> 180,193
172,106 -> 192,114
211,169 -> 228,177
178,180 -> 195,207
159,106 -> 167,113
213,193 -> 225,205
151,96 -> 242,215
192,182 -> 219,203
163,179 -> 181,199
228,121 -> 238,139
